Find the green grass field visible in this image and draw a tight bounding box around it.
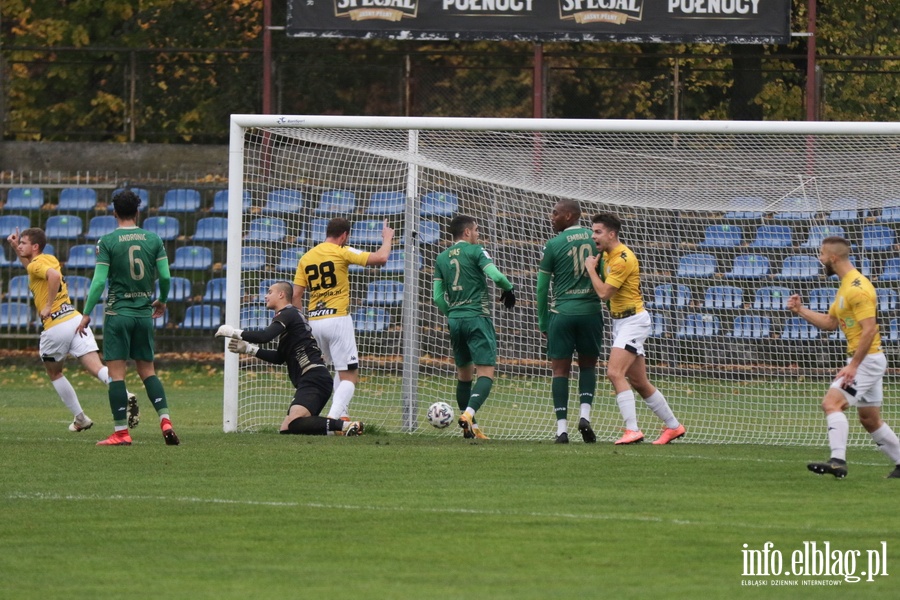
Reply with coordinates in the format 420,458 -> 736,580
2,364 -> 899,599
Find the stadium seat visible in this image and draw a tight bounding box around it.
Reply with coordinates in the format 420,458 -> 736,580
66,245 -> 97,269
154,308 -> 169,329
698,224 -> 742,248
193,217 -> 229,242
650,313 -> 667,337
420,191 -> 458,217
0,214 -> 30,236
649,283 -> 691,310
350,219 -> 386,246
731,315 -> 772,339
65,275 -> 92,301
366,280 -> 404,306
676,313 -> 720,338
353,307 -> 390,333
677,253 -> 716,278
315,190 -> 356,215
888,319 -> 900,343
782,316 -> 820,340
724,196 -> 765,220
880,258 -> 900,281
203,278 -> 228,303
240,304 -> 274,329
753,286 -> 792,310
0,251 -> 20,269
90,304 -> 105,330
7,275 -> 30,300
309,218 -> 328,245
4,187 -> 44,210
276,247 -> 305,273
878,206 -> 900,223
112,188 -> 149,211
262,189 -> 303,214
749,225 -> 792,249
44,243 -> 55,257
180,304 -> 222,330
827,198 -> 863,223
155,276 -> 193,303
801,225 -> 846,249
703,285 -> 743,310
57,188 -> 98,211
773,197 -> 816,221
878,288 -> 899,312
775,254 -> 820,280
862,225 -> 895,251
835,256 -> 872,279
257,279 -> 279,302
143,215 -> 180,240
171,245 -> 213,270
246,217 -> 287,243
86,215 -> 118,239
382,249 -> 422,274
366,191 -> 406,216
807,288 -> 836,312
418,220 -> 441,244
44,215 -> 83,240
211,189 -> 251,214
159,188 -> 201,213
724,254 -> 769,279
240,246 -> 267,271
0,302 -> 32,329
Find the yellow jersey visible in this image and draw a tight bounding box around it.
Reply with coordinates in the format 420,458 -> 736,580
602,242 -> 645,318
829,268 -> 882,356
293,242 -> 370,320
26,253 -> 79,329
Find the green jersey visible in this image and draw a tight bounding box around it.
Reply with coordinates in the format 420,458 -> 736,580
539,226 -> 602,315
97,226 -> 167,317
434,241 -> 494,317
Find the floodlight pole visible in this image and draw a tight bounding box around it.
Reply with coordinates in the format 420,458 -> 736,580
263,0 -> 274,114
533,43 -> 544,118
805,0 -> 817,121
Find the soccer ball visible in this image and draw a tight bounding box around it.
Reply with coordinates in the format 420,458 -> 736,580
426,401 -> 455,429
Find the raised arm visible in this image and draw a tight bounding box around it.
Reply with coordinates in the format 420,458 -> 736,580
366,219 -> 395,266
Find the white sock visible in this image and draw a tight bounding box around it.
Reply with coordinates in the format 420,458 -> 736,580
557,419 -> 567,436
465,407 -> 475,418
580,403 -> 591,422
871,422 -> 900,464
96,366 -> 110,384
826,412 -> 849,461
643,390 -> 679,429
616,390 -> 639,431
52,377 -> 83,417
328,380 -> 356,419
333,373 -> 341,393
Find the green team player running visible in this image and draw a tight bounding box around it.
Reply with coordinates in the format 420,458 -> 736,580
537,199 -> 604,444
433,215 -> 516,440
76,189 -> 179,446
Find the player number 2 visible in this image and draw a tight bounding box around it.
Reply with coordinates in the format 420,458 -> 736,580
128,245 -> 145,281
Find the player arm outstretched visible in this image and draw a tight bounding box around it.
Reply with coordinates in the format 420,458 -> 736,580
787,294 -> 838,331
218,321 -> 286,364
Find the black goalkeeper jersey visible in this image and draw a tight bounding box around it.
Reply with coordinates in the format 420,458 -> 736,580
241,305 -> 326,388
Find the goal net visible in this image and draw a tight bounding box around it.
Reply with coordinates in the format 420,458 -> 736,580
225,116 -> 900,446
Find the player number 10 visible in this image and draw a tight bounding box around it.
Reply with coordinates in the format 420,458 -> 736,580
568,243 -> 593,277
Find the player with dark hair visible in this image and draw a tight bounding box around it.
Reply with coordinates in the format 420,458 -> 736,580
585,212 -> 685,445
292,216 -> 394,422
77,188 -> 178,446
537,199 -> 604,444
433,215 -> 516,439
788,236 -> 900,478
217,281 -> 364,436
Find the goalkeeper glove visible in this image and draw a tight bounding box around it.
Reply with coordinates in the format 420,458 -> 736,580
500,288 -> 517,310
215,324 -> 244,339
228,339 -> 259,356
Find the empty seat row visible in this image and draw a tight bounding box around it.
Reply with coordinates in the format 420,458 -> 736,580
650,313 -> 897,340
678,253 -> 879,280
722,196 -> 892,222
697,224 -> 896,250
649,284 -> 900,313
244,217 -> 442,245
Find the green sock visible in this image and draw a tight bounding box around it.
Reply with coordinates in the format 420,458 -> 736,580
143,375 -> 169,415
455,380 -> 472,413
468,376 -> 494,413
552,376 -> 569,421
108,380 -> 129,428
578,368 -> 596,407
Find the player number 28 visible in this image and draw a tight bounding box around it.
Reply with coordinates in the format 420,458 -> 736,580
305,261 -> 337,291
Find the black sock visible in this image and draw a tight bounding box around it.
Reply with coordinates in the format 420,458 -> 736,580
285,416 -> 329,435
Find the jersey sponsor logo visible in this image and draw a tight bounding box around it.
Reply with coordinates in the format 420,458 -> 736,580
49,304 -> 75,320
309,307 -> 338,318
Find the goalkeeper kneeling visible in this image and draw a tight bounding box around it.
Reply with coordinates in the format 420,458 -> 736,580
216,281 -> 364,437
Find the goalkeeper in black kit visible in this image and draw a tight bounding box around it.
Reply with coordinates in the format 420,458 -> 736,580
216,281 -> 364,436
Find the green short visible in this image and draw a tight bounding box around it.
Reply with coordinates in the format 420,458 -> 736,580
448,316 -> 497,368
102,314 -> 156,362
546,312 -> 604,360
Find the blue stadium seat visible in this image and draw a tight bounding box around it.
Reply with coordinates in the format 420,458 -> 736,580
65,275 -> 92,301
724,196 -> 765,220
0,251 -> 21,269
240,304 -> 274,330
353,307 -> 390,333
775,255 -> 820,280
309,218 -> 328,244
0,214 -> 30,236
159,188 -> 201,213
418,220 -> 441,244
724,254 -> 769,279
677,253 -> 716,278
193,217 -> 229,242
315,190 -> 356,215
703,285 -> 743,310
834,256 -> 871,279
649,283 -> 691,310
366,191 -> 405,216
276,247 -> 305,273
420,191 -> 458,217
5,187 -> 44,210
90,304 -> 105,330
753,286 -> 792,310
676,313 -> 720,338
887,319 -> 900,343
43,243 -> 55,257
366,280 -> 404,306
382,250 -> 422,274
350,219 -> 386,246
57,188 -> 98,211
698,224 -> 742,248
180,304 -> 222,330
782,316 -> 820,340
257,279 -> 279,303
171,246 -> 213,270
878,206 -> 900,223
0,302 -> 32,329
154,308 -> 169,329
203,278 -> 228,303
862,225 -> 895,251
262,189 -> 303,214
45,215 -> 83,240
241,246 -> 267,271
210,190 -> 251,214
773,197 -> 816,221
731,315 -> 771,339
802,225 -> 846,249
650,313 -> 667,337
66,245 -> 97,269
807,288 -> 836,312
7,275 -> 30,300
112,188 -> 149,211
86,215 -> 118,239
155,276 -> 193,303
881,258 -> 900,281
246,217 -> 287,243
878,288 -> 899,312
749,225 -> 792,249
827,199 -> 861,223
143,216 -> 180,240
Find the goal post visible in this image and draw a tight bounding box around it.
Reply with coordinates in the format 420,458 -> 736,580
225,115 -> 900,445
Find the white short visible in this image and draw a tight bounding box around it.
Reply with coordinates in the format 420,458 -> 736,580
39,316 -> 100,363
829,352 -> 886,407
309,315 -> 359,371
611,310 -> 651,357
